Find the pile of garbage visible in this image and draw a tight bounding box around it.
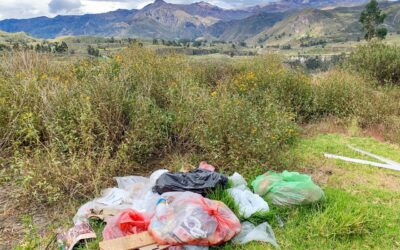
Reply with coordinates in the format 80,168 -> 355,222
58,162 -> 324,250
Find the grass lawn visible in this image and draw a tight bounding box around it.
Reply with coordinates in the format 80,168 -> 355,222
69,133 -> 400,250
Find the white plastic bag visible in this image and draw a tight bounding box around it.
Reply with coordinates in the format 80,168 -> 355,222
228,173 -> 269,218
233,222 -> 278,248
73,169 -> 168,224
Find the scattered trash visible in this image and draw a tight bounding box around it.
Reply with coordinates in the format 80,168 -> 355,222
228,173 -> 269,218
57,222 -> 96,250
103,209 -> 150,240
60,162 -> 329,249
233,221 -> 278,248
252,171 -> 324,206
324,145 -> 400,171
153,168 -> 228,195
149,192 -> 241,246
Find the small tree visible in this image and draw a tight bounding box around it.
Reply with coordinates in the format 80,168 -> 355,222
360,0 -> 387,40
87,45 -> 100,57
55,41 -> 68,53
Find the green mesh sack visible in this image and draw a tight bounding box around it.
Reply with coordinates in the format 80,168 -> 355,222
251,171 -> 324,206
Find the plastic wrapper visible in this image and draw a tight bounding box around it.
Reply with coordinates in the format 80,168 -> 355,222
149,192 -> 241,246
233,222 -> 278,247
251,171 -> 324,206
153,169 -> 228,195
228,173 -> 269,218
103,209 -> 150,240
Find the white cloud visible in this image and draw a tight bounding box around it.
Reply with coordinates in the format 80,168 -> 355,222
49,0 -> 81,13
0,0 -> 274,20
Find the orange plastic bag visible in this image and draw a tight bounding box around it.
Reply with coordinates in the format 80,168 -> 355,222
103,209 -> 149,240
149,192 -> 240,246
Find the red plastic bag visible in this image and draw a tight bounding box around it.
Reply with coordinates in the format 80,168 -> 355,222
149,192 -> 241,246
103,209 -> 150,240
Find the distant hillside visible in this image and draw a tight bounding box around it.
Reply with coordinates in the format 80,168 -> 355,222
251,9 -> 345,45
249,1 -> 400,46
0,30 -> 38,44
0,0 -> 252,39
208,12 -> 289,42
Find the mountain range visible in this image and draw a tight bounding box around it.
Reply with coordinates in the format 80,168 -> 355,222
0,0 -> 399,45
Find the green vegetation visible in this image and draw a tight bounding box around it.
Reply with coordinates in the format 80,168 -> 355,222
347,41 -> 400,85
1,40 -> 400,249
360,0 -> 387,40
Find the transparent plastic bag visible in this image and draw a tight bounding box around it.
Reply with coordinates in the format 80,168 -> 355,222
149,192 -> 241,246
252,171 -> 324,206
233,222 -> 278,248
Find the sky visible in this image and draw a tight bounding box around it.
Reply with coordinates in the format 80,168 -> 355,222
0,0 -> 274,20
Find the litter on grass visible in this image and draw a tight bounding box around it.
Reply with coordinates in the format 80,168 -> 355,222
59,162 -> 321,249
153,168 -> 228,195
233,221 -> 279,248
228,172 -> 270,218
149,192 -> 241,246
324,145 -> 400,171
252,171 -> 324,206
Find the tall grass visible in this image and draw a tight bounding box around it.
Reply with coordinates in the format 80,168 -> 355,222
1,44 -> 399,205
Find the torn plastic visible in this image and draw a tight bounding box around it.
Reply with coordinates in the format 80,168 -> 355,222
153,169 -> 228,195
227,173 -> 269,218
103,209 -> 150,240
252,171 -> 324,206
233,222 -> 278,248
149,192 -> 241,246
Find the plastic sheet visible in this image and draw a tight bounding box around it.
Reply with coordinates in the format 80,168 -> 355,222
149,192 -> 241,246
227,173 -> 269,218
153,169 -> 228,195
233,222 -> 278,248
252,171 -> 324,206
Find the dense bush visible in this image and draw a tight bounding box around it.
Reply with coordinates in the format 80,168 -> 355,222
347,42 -> 400,85
0,49 -> 299,203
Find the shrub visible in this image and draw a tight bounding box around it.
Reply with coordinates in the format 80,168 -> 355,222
313,70 -> 370,118
0,48 -> 299,204
347,42 -> 400,85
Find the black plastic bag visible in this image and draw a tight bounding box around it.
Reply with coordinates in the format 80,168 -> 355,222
153,169 -> 228,195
